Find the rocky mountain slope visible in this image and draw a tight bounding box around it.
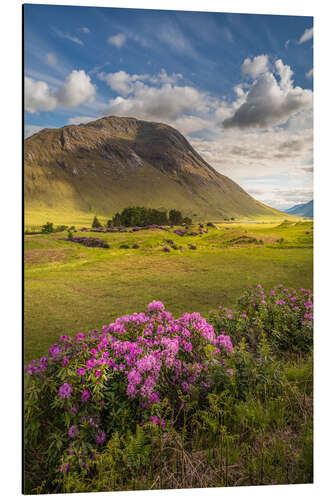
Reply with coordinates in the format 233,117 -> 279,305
24,116 -> 283,219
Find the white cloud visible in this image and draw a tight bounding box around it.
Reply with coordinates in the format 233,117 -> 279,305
242,54 -> 269,77
247,187 -> 313,210
190,125 -> 313,209
223,59 -> 312,129
79,27 -> 90,34
46,53 -> 57,66
285,40 -> 290,49
108,33 -> 126,48
56,70 -> 96,108
98,68 -> 183,97
306,68 -> 313,79
150,68 -> 183,85
102,83 -> 212,123
67,116 -> 96,125
25,76 -> 57,113
53,28 -> 84,46
98,70 -> 148,96
298,27 -> 313,44
25,70 -> 95,113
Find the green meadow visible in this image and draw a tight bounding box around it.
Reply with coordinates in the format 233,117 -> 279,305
24,218 -> 313,363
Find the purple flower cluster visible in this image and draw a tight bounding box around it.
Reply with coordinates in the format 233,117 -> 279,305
174,229 -> 186,236
211,284 -> 313,352
25,302 -> 235,475
64,236 -> 110,248
59,383 -> 73,399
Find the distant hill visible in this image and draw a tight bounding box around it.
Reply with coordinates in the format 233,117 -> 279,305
284,200 -> 313,218
24,115 -> 284,219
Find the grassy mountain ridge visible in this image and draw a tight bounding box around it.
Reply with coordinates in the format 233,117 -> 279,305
24,116 -> 284,221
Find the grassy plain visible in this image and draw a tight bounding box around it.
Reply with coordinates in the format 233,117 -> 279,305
24,218 -> 313,363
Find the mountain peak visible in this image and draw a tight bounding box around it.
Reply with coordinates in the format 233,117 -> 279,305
24,115 -> 281,219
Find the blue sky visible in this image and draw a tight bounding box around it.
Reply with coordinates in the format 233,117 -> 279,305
24,4 -> 313,209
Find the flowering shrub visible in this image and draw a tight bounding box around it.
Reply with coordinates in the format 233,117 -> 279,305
174,229 -> 186,236
25,302 -> 233,484
64,237 -> 110,248
209,284 -> 313,352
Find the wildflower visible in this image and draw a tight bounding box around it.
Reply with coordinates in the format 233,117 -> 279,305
147,300 -> 165,313
58,383 -> 73,399
62,357 -> 69,367
68,425 -> 79,438
77,367 -> 86,376
95,430 -> 106,445
81,390 -> 90,402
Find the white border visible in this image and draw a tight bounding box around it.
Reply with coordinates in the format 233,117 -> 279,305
1,1 -> 332,499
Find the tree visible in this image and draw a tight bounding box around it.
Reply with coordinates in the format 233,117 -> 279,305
92,216 -> 102,228
41,222 -> 54,233
113,213 -> 122,226
183,217 -> 192,225
169,209 -> 183,225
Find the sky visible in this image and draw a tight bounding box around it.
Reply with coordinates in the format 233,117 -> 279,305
24,4 -> 313,210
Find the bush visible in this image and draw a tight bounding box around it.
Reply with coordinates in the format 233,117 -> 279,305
65,237 -> 109,248
162,245 -> 171,252
209,284 -> 313,353
119,244 -> 130,249
169,209 -> 183,225
24,302 -> 233,491
188,244 -> 196,250
132,244 -> 139,249
24,287 -> 313,493
174,229 -> 186,236
42,222 -> 54,233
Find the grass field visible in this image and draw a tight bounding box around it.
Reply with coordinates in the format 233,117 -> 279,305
24,218 -> 313,363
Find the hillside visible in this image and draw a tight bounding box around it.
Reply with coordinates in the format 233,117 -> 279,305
284,200 -> 313,218
24,116 -> 283,220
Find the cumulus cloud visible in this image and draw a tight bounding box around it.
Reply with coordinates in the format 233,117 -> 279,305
102,83 -> 211,123
223,59 -> 312,129
25,70 -> 95,113
108,33 -> 126,48
298,27 -> 313,44
56,70 -> 96,108
25,76 -> 57,113
98,71 -> 148,96
46,53 -> 57,65
53,28 -> 84,46
149,68 -> 183,85
98,68 -> 183,97
242,54 -> 269,77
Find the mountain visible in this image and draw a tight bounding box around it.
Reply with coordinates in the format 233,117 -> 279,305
24,116 -> 283,220
284,200 -> 313,218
